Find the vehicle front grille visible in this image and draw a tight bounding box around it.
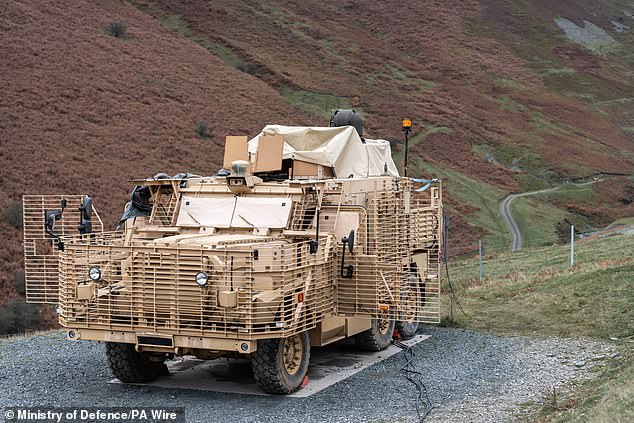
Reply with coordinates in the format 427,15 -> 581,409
59,232 -> 336,339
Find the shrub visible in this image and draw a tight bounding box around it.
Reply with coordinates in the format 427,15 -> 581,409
0,300 -> 41,336
556,220 -> 573,244
107,21 -> 127,38
195,121 -> 212,139
6,201 -> 22,229
14,270 -> 26,296
235,62 -> 258,75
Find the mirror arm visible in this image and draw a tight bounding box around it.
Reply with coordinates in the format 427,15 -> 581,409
309,208 -> 320,254
340,234 -> 354,278
43,199 -> 67,251
44,222 -> 65,252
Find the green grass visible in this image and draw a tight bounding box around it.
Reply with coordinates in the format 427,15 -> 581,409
447,234 -> 633,336
495,78 -> 526,91
156,13 -> 191,37
409,158 -> 511,248
129,1 -> 261,76
540,183 -> 596,204
385,65 -> 436,90
510,195 -> 569,247
608,217 -> 634,228
279,87 -> 352,118
471,143 -> 560,190
445,233 -> 634,422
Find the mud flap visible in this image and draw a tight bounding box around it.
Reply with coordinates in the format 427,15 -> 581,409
22,195 -> 103,304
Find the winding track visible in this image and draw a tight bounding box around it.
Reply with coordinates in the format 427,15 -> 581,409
500,178 -> 606,251
500,188 -> 558,252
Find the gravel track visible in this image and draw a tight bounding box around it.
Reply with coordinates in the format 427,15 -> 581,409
0,327 -> 612,422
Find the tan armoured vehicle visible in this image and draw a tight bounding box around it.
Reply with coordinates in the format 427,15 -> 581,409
22,111 -> 443,394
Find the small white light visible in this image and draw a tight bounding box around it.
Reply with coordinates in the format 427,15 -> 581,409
195,271 -> 209,287
88,267 -> 101,281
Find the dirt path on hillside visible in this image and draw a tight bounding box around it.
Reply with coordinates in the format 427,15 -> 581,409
500,188 -> 558,252
500,179 -> 606,251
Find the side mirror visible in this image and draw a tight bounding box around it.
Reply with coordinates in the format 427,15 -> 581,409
342,229 -> 355,253
44,199 -> 67,231
78,196 -> 93,235
80,196 -> 92,220
45,210 -> 63,231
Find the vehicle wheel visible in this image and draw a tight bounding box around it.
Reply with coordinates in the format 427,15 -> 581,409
251,332 -> 310,394
106,342 -> 166,383
396,275 -> 421,339
354,312 -> 395,352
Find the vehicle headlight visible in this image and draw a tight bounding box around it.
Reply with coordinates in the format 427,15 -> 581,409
195,271 -> 209,287
88,267 -> 101,281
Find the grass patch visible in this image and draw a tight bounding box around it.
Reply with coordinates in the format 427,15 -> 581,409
510,195 -> 569,247
622,127 -> 634,135
130,2 -> 260,75
608,216 -> 634,228
386,65 -> 436,90
279,87 -> 352,118
156,13 -> 190,37
540,182 -> 596,205
496,78 -> 526,90
446,233 -> 634,339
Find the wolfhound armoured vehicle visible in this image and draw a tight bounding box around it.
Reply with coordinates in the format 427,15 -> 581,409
22,111 -> 443,394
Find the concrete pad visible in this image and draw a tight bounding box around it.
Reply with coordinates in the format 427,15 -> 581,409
111,334 -> 430,397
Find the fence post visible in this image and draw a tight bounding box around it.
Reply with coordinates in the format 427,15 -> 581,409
570,225 -> 575,268
479,239 -> 483,281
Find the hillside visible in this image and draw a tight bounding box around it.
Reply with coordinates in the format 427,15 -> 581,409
1,1 -> 633,313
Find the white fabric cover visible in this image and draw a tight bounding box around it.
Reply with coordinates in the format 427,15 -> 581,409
247,125 -> 399,178
177,195 -> 235,228
232,197 -> 292,228
176,195 -> 292,229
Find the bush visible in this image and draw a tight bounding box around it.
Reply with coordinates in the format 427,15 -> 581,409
0,300 -> 41,336
107,21 -> 127,38
556,220 -> 573,244
235,62 -> 258,75
195,121 -> 212,139
14,271 -> 26,296
6,201 -> 22,229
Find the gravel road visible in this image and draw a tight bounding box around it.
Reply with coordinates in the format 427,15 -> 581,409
500,188 -> 558,252
0,327 -> 613,423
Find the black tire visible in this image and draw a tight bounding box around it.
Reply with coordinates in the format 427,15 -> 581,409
251,332 -> 310,394
396,320 -> 419,339
354,315 -> 395,352
396,275 -> 421,339
106,342 -> 166,383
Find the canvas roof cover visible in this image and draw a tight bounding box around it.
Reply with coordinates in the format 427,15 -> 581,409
247,126 -> 399,178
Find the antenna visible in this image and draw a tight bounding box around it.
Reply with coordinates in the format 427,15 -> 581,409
402,118 -> 412,177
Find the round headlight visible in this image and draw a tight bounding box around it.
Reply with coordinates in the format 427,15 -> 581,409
195,271 -> 209,287
88,267 -> 101,281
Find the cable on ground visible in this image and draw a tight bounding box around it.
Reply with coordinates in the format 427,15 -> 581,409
393,339 -> 433,422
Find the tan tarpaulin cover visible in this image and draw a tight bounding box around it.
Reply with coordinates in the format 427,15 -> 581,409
247,125 -> 400,178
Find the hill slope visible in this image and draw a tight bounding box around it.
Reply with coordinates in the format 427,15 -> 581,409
1,0 -> 633,310
134,0 -> 634,245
